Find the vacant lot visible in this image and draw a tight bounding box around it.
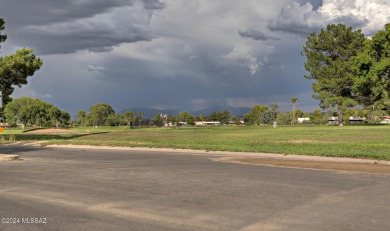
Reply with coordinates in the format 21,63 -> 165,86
1,125 -> 390,160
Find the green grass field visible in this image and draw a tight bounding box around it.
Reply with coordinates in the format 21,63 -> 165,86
1,125 -> 390,160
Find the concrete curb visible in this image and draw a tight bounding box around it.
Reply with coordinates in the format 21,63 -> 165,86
0,154 -> 20,161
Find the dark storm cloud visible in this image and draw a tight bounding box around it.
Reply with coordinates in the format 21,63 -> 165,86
0,0 -> 134,25
238,29 -> 280,41
9,0 -> 357,115
0,0 -> 164,54
142,0 -> 166,10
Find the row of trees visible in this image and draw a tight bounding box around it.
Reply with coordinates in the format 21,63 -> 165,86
76,103 -> 132,127
2,97 -> 387,128
75,105 -> 241,127
4,97 -> 70,127
74,102 -> 384,127
303,23 -> 390,126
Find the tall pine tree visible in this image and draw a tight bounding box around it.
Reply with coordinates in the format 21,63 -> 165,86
303,24 -> 365,126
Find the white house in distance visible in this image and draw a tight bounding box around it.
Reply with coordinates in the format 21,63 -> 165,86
194,121 -> 221,126
348,116 -> 366,124
297,117 -> 310,123
380,116 -> 390,124
0,123 -> 10,128
328,116 -> 338,124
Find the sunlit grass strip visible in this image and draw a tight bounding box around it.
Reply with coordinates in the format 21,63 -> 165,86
2,125 -> 390,160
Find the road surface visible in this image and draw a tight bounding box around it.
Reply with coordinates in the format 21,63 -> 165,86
1,144 -> 389,231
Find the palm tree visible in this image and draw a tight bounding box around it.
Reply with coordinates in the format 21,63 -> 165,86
291,97 -> 298,125
271,103 -> 279,111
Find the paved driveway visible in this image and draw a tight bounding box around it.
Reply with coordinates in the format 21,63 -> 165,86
1,144 -> 389,231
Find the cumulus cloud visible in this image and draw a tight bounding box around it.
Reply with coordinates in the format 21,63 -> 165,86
225,44 -> 262,76
268,2 -> 326,35
269,0 -> 390,36
318,0 -> 390,35
145,0 -> 290,79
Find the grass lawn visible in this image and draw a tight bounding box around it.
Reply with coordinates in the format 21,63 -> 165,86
1,125 -> 390,160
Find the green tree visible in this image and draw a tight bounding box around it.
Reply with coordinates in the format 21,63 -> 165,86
271,103 -> 279,111
3,96 -> 34,124
207,111 -> 219,121
295,109 -> 304,118
152,113 -> 163,126
76,110 -> 86,126
200,113 -> 206,121
219,110 -> 232,124
60,110 -> 71,127
4,97 -> 69,127
259,110 -> 278,125
0,19 -> 42,109
303,24 -> 365,126
178,111 -> 194,125
229,115 -> 240,125
105,113 -> 125,126
47,105 -> 62,127
276,112 -> 292,125
87,103 -> 115,126
310,109 -> 324,125
206,110 -> 232,124
244,105 -> 269,125
138,112 -> 144,120
353,23 -> 390,113
290,97 -> 298,125
124,111 -> 136,127
168,114 -> 177,124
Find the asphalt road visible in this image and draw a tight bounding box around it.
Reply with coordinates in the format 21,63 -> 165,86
0,144 -> 389,231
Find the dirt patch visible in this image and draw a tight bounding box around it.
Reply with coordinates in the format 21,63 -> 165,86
287,139 -> 318,143
25,129 -> 77,134
227,157 -> 390,174
265,139 -> 333,144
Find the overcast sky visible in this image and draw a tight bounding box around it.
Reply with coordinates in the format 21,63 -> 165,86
1,0 -> 390,115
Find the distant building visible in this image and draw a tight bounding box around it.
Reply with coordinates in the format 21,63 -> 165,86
348,117 -> 366,124
177,122 -> 188,126
297,117 -> 310,123
0,123 -> 11,128
194,121 -> 221,126
380,116 -> 390,124
227,121 -> 245,126
328,117 -> 338,125
327,116 -> 367,124
164,122 -> 175,127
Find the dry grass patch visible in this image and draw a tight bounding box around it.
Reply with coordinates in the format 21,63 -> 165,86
25,128 -> 77,134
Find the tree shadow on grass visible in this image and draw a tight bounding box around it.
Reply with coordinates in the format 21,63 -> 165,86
6,132 -> 109,141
